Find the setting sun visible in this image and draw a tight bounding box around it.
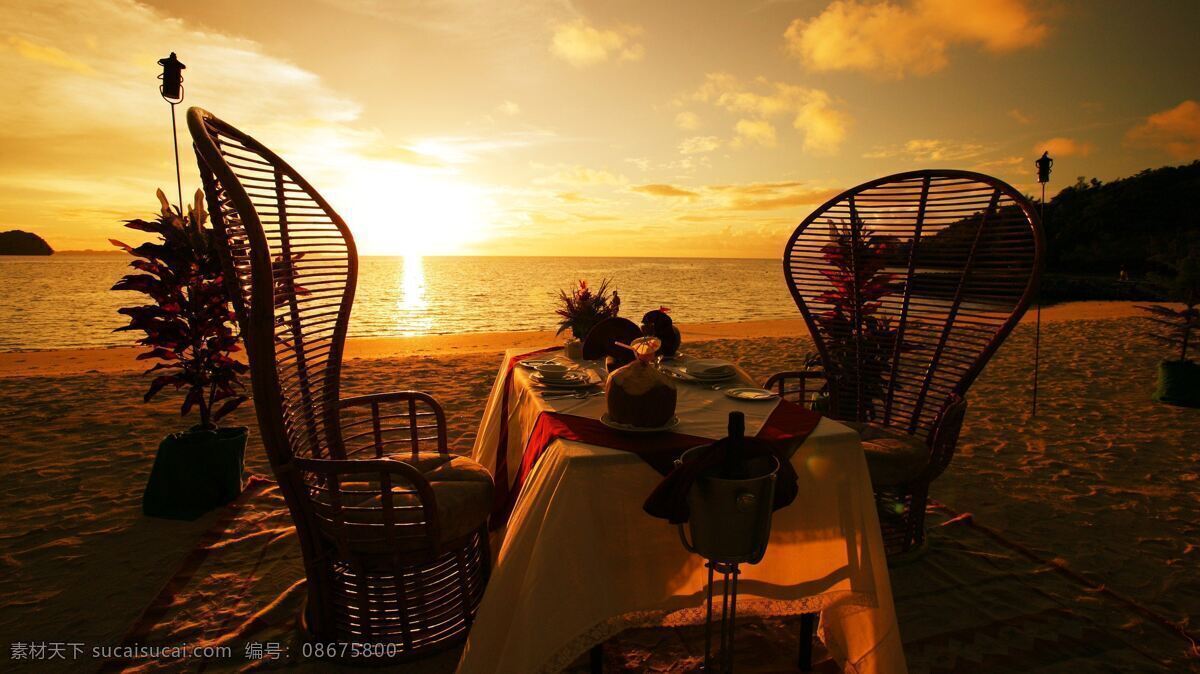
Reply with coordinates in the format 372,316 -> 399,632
329,167 -> 494,256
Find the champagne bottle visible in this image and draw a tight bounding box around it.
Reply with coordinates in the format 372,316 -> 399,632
723,411 -> 746,479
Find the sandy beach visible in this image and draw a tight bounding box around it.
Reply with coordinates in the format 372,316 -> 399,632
1,302 -> 1197,672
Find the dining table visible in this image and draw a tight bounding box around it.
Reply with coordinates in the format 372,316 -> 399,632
456,346 -> 907,674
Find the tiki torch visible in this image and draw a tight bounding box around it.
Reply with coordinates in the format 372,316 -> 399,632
1032,151 -> 1052,416
158,52 -> 186,210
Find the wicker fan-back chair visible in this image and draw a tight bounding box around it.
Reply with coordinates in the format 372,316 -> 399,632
772,170 -> 1043,556
188,108 -> 492,656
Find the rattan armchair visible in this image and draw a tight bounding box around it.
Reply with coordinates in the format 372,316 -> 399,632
775,170 -> 1042,556
188,108 -> 491,656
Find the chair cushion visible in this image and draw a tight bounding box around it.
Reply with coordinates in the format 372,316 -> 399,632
415,453 -> 494,542
310,453 -> 493,553
845,422 -> 931,487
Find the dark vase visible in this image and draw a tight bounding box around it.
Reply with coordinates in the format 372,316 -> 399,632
1154,359 -> 1200,408
142,426 -> 248,520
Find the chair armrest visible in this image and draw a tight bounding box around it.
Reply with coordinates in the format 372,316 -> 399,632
764,370 -> 828,406
294,455 -> 442,553
921,394 -> 968,482
338,391 -> 449,459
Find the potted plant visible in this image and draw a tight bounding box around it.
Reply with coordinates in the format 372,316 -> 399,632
1139,249 -> 1200,407
112,189 -> 251,519
815,216 -> 904,421
555,278 -> 620,359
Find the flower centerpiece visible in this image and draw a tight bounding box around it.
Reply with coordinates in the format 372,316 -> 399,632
111,189 -> 250,519
555,278 -> 620,359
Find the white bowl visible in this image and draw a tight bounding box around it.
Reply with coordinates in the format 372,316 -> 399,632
535,363 -> 571,380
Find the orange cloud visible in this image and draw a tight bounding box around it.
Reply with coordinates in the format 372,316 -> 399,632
678,136 -> 720,155
688,73 -> 847,154
632,183 -> 698,198
1125,100 -> 1200,160
1033,137 -> 1094,158
707,181 -> 840,211
1008,108 -> 1033,125
733,119 -> 777,148
785,0 -> 1048,78
708,181 -> 808,194
536,165 -> 627,186
865,138 -> 990,161
4,36 -> 93,74
726,189 -> 840,211
675,111 -> 701,130
973,156 -> 1026,173
550,18 -> 643,67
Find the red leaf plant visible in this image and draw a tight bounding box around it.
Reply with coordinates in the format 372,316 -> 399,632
814,214 -> 906,421
112,189 -> 249,429
555,278 -> 621,339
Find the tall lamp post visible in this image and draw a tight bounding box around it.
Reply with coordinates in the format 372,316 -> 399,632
158,52 -> 186,210
1033,151 -> 1053,417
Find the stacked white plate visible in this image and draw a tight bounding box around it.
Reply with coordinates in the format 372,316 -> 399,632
682,359 -> 737,381
532,363 -> 592,388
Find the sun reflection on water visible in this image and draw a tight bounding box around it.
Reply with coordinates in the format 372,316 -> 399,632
396,255 -> 433,336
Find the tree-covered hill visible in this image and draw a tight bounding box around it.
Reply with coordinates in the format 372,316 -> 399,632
1044,160 -> 1199,276
898,161 -> 1198,302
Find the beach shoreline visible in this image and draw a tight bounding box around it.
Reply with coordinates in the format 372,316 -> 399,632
0,301 -> 1150,378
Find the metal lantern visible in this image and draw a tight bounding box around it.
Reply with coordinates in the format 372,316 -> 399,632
158,52 -> 186,103
1031,151 -> 1053,417
157,52 -> 186,209
1036,151 -> 1053,184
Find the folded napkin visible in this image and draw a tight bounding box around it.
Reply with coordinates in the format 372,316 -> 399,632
687,360 -> 734,376
643,435 -> 800,525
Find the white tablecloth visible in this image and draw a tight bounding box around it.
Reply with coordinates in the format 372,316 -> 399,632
458,348 -> 906,673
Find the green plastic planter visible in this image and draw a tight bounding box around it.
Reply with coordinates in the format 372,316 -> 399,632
1153,359 -> 1200,408
142,426 -> 248,520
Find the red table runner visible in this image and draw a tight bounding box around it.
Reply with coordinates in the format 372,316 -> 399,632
492,399 -> 822,530
491,346 -> 563,516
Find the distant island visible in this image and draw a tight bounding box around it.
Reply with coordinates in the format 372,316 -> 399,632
0,230 -> 53,256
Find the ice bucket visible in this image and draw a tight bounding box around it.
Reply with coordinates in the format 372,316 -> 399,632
677,446 -> 779,565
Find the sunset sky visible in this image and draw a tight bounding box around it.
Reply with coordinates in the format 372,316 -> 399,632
1,0 -> 1197,256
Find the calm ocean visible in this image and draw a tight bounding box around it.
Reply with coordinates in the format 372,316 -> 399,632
0,255 -> 799,352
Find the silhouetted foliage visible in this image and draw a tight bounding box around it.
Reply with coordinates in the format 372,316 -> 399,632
111,190 -> 248,429
908,162 -> 1198,302
555,278 -> 621,338
1041,161 -> 1200,277
815,215 -> 906,421
1138,248 -> 1200,362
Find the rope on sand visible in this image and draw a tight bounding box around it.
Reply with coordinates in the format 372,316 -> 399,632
929,499 -> 1200,659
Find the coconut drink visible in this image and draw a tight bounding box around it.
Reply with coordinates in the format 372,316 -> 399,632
604,336 -> 677,428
